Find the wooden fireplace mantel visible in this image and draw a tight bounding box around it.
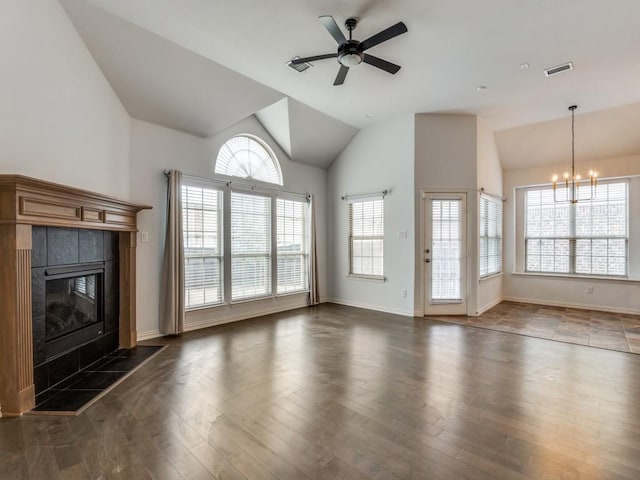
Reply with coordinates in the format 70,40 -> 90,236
0,175 -> 151,416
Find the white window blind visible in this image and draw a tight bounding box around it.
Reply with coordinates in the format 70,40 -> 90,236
73,274 -> 96,299
231,192 -> 272,300
349,199 -> 384,277
215,135 -> 283,185
431,199 -> 462,300
277,199 -> 309,294
525,181 -> 628,276
182,184 -> 224,308
479,195 -> 502,277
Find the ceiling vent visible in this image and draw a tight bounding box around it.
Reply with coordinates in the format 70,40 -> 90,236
287,57 -> 311,73
544,62 -> 573,77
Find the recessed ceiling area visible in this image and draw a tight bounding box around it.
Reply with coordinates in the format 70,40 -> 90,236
496,102 -> 640,170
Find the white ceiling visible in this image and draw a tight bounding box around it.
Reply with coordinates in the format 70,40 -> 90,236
61,0 -> 640,170
72,0 -> 640,132
61,0 -> 358,167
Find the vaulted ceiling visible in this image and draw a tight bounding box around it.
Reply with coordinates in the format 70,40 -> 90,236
61,0 -> 640,169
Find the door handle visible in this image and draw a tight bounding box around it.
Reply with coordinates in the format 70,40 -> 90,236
425,259 -> 430,263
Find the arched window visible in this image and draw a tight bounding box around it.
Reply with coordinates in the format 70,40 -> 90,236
215,135 -> 283,185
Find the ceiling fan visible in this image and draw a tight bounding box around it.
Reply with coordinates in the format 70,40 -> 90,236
290,15 -> 408,86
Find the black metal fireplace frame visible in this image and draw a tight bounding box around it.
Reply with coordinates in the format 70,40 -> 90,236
44,262 -> 106,359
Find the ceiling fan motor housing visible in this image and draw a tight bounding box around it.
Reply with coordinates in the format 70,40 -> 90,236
338,40 -> 363,67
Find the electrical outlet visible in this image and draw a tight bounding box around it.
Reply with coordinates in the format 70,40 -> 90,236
397,230 -> 408,239
585,286 -> 594,294
141,231 -> 149,243
401,289 -> 407,298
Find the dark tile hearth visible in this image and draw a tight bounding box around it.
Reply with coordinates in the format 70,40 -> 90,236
32,345 -> 164,414
431,301 -> 640,355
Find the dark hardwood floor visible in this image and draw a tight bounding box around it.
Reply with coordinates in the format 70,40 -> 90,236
2,303 -> 640,479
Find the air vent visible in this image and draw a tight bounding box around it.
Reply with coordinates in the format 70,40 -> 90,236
287,57 -> 311,73
544,62 -> 573,77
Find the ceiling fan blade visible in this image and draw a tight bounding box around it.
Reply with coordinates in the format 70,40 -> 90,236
359,21 -> 408,51
363,54 -> 401,74
291,53 -> 338,65
334,65 -> 349,86
319,15 -> 347,45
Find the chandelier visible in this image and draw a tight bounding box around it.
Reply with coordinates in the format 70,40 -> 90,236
552,105 -> 597,203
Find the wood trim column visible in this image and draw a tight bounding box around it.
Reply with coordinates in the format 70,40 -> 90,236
0,224 -> 35,416
119,231 -> 137,348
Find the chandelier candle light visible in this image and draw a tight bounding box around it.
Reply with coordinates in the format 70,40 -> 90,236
552,105 -> 598,203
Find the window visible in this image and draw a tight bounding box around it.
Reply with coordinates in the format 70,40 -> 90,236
479,194 -> 502,277
277,199 -> 308,294
231,192 -> 272,300
182,184 -> 223,308
525,181 -> 628,276
349,198 -> 384,277
215,135 -> 283,185
181,177 -> 310,309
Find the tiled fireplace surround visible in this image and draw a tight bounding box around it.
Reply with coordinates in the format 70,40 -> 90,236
0,175 -> 149,416
31,227 -> 121,406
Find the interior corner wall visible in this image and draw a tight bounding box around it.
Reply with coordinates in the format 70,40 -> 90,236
327,115 -> 415,316
129,116 -> 328,339
503,155 -> 640,314
413,114 -> 478,315
0,0 -> 131,199
476,118 -> 504,314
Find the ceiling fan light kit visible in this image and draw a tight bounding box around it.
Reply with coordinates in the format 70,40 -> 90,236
290,15 -> 408,85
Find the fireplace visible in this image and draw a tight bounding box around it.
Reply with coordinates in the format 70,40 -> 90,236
44,263 -> 105,359
0,175 -> 150,416
31,227 -> 121,403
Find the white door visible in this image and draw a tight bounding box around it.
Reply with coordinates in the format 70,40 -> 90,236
423,193 -> 467,315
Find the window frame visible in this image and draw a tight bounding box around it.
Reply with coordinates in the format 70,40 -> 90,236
229,189 -> 273,302
276,197 -> 309,295
214,134 -> 283,186
181,181 -> 225,310
180,177 -> 310,311
347,196 -> 385,281
522,179 -> 629,278
479,193 -> 503,278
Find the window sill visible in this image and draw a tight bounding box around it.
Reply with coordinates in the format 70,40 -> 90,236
185,302 -> 224,312
185,291 -> 310,312
479,272 -> 503,282
511,271 -> 640,284
347,274 -> 386,282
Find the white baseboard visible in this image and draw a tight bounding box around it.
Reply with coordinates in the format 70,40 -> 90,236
183,301 -> 310,332
471,297 -> 504,317
326,298 -> 415,317
137,329 -> 162,341
502,296 -> 640,316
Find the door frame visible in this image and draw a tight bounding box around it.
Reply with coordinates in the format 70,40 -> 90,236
418,188 -> 473,316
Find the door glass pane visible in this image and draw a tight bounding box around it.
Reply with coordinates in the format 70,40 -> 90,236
431,199 -> 462,301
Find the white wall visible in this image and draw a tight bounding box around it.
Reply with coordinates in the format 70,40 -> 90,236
0,0 -> 130,198
129,116 -> 328,339
414,114 -> 478,314
503,155 -> 640,314
327,115 -> 415,316
476,118 -> 504,314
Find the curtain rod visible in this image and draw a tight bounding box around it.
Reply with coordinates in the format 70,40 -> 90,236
479,188 -> 506,202
164,170 -> 310,200
341,189 -> 388,201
